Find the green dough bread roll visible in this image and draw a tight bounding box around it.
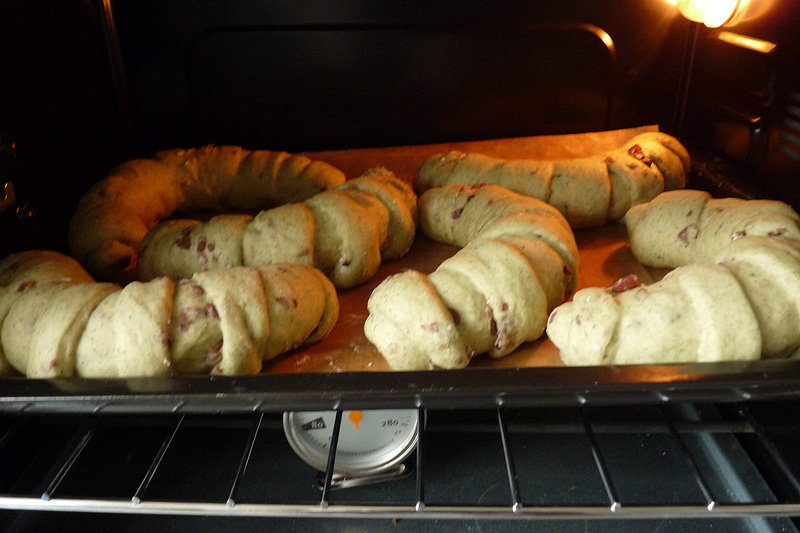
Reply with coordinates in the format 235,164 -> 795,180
624,189 -> 800,268
414,132 -> 689,228
0,250 -> 339,378
365,184 -> 578,370
138,167 -> 417,290
546,235 -> 800,365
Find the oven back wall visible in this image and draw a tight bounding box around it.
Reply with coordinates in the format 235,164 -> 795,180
109,0 -> 684,154
0,0 -> 691,254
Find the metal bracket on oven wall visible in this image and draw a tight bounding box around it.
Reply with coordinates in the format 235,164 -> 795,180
0,180 -> 14,214
0,134 -> 16,214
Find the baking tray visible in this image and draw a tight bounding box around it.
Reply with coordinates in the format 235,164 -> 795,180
3,125 -> 800,413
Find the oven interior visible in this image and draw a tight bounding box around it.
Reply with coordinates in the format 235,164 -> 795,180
2,0 -> 800,530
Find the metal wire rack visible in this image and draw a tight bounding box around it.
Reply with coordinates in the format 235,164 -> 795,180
0,391 -> 799,528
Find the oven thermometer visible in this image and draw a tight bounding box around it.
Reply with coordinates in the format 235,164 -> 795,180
283,409 -> 419,477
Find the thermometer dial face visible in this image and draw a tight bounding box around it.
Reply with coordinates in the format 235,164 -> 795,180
283,409 -> 419,476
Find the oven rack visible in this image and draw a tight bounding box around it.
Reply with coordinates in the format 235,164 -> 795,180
0,385 -> 799,528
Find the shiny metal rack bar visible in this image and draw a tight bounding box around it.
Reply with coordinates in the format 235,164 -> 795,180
0,402 -> 798,522
3,361 -> 800,415
581,407 -> 621,513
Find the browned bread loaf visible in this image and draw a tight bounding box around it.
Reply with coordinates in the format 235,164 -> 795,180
69,145 -> 346,282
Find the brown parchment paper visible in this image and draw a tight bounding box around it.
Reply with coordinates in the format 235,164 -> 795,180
263,125 -> 661,374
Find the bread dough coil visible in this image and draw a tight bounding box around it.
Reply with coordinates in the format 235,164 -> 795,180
0,250 -> 338,378
69,145 -> 347,282
546,235 -> 800,365
138,167 -> 417,290
624,189 -> 800,268
548,191 -> 800,365
413,131 -> 690,228
365,184 -> 578,370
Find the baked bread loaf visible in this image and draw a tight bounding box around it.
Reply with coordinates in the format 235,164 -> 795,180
365,184 -> 578,370
69,145 -> 346,282
624,189 -> 800,268
0,250 -> 338,377
546,235 -> 800,365
413,132 -> 689,228
138,167 -> 417,290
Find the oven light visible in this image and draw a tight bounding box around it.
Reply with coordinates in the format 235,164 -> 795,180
675,0 -> 749,27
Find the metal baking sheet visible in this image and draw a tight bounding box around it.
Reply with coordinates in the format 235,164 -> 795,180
4,125 -> 800,412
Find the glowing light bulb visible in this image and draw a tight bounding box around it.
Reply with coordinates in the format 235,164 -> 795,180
676,0 -> 742,27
